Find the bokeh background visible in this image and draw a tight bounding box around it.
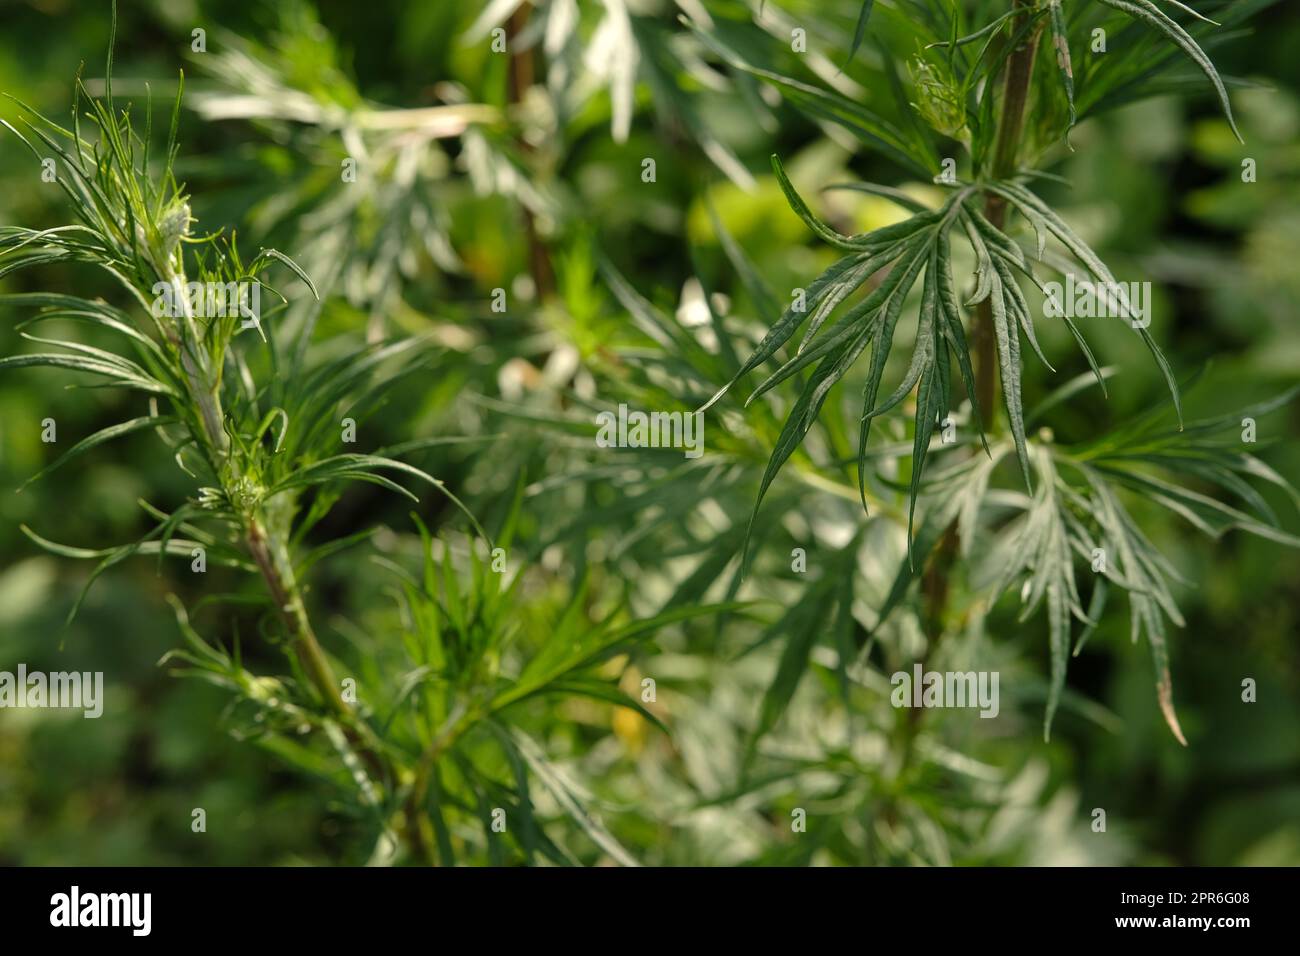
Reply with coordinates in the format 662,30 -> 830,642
1,0 -> 1297,865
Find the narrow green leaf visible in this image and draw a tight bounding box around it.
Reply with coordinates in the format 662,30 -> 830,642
824,181 -> 929,214
770,154 -> 877,251
988,269 -> 1032,489
990,182 -> 1181,423
1044,578 -> 1069,740
252,247 -> 320,300
857,241 -> 931,507
20,415 -> 173,490
906,259 -> 943,560
505,727 -> 642,867
751,588 -> 830,743
925,8 -> 1021,49
1047,1 -> 1077,138
1096,0 -> 1242,142
745,327 -> 874,559
843,1 -> 876,67
701,250 -> 869,412
934,226 -> 990,453
0,352 -> 175,395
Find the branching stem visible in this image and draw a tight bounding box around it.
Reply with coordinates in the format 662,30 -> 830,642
160,254 -> 431,861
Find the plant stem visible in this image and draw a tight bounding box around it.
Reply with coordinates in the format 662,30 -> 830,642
506,3 -> 554,301
990,2 -> 1042,182
162,265 -> 359,747
161,260 -> 432,861
927,0 -> 1043,609
162,266 -> 231,462
906,1 -> 1044,767
972,0 -> 1043,415
403,706 -> 477,865
245,512 -> 441,863
243,520 -> 345,716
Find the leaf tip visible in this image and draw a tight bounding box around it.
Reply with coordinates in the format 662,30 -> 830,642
1157,673 -> 1188,746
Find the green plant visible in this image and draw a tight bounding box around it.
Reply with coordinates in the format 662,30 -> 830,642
680,0 -> 1297,743
3,0 -> 1296,870
0,10 -> 722,865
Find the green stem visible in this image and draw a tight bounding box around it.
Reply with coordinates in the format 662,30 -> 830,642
157,260 -> 431,862
162,266 -> 230,462
904,1 -> 1045,774
937,0 -> 1043,574
243,519 -> 344,716
990,0 -> 1042,183
403,706 -> 478,866
973,0 -> 1043,415
155,265 -> 335,711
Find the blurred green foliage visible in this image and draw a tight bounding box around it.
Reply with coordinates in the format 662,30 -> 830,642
1,0 -> 1298,866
